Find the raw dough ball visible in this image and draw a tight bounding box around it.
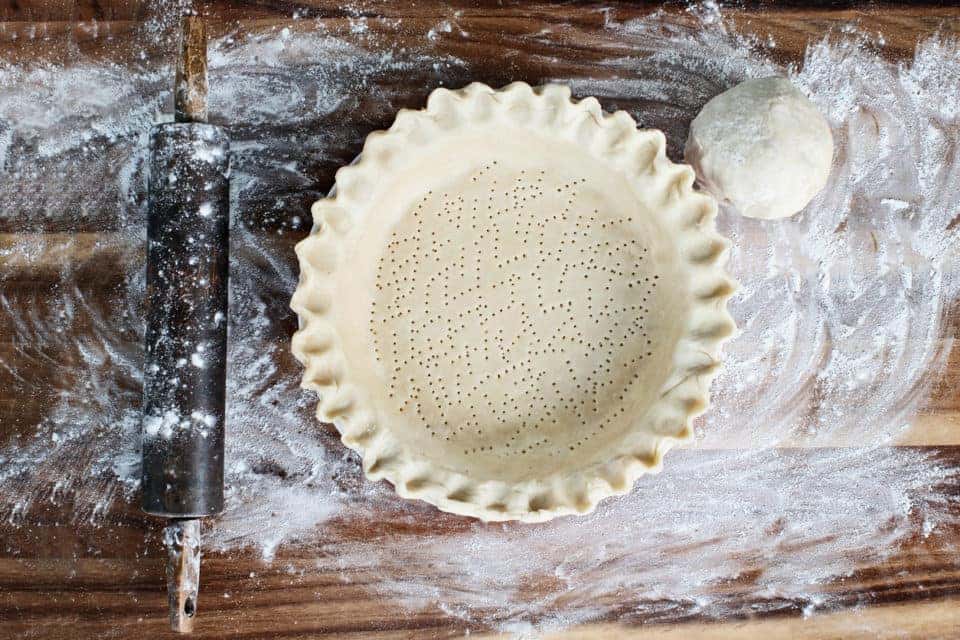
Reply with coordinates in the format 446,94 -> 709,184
684,76 -> 834,220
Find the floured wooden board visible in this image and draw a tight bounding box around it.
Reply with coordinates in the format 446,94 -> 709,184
1,2 -> 960,639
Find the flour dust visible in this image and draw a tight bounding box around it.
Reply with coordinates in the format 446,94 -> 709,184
1,4 -> 959,633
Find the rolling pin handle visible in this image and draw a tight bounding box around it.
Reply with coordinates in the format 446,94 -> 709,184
175,14 -> 208,124
165,519 -> 202,633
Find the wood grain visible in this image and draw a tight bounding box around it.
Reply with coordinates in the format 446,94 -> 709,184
2,2 -> 960,639
533,598 -> 960,639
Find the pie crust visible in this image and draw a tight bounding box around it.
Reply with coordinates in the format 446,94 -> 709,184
291,82 -> 736,522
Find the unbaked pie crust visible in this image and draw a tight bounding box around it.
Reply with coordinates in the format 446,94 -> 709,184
291,82 -> 735,522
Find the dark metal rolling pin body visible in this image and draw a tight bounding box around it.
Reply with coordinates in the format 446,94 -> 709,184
142,123 -> 229,518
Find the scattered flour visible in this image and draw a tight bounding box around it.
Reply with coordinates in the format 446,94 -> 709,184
427,20 -> 454,42
0,4 -> 958,634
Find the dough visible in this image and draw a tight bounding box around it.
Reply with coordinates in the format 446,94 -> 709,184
291,83 -> 736,522
684,76 -> 833,220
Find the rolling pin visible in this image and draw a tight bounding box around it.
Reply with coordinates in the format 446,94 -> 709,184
141,14 -> 229,633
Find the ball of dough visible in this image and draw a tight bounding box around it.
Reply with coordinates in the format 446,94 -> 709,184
684,76 -> 834,220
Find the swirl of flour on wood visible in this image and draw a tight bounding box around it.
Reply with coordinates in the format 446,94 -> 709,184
0,10 -> 958,634
189,18 -> 960,627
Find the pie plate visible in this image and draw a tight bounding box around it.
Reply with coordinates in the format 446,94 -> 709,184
291,82 -> 736,522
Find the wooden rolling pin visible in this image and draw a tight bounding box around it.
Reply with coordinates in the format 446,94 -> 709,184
141,14 -> 230,633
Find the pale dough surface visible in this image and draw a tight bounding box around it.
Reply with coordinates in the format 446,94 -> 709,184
685,76 -> 834,220
291,83 -> 736,522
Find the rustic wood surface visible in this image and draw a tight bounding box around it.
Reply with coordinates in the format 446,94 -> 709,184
2,1 -> 960,638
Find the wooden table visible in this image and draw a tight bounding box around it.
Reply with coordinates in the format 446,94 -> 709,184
2,2 -> 960,638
